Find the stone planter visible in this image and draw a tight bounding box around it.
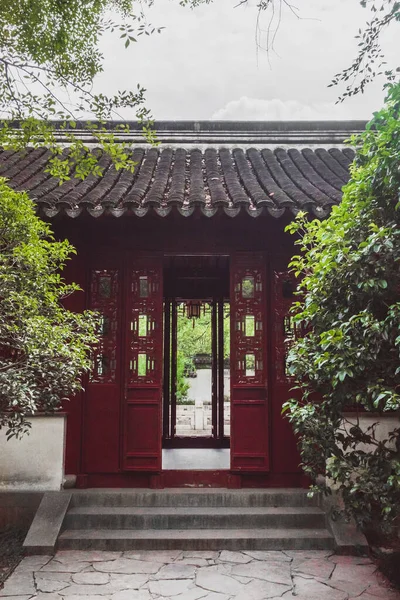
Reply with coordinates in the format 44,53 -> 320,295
341,411 -> 400,452
0,413 -> 66,491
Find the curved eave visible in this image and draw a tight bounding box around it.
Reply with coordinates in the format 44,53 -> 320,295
36,203 -> 333,220
0,141 -> 354,220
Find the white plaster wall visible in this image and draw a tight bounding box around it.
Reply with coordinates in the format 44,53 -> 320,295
0,415 -> 66,491
325,413 -> 400,491
339,412 -> 400,452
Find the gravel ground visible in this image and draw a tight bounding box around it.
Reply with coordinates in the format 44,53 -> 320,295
0,526 -> 27,587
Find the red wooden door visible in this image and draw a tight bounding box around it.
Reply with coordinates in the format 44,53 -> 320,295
230,253 -> 269,472
122,256 -> 163,471
270,267 -> 303,476
84,265 -> 122,475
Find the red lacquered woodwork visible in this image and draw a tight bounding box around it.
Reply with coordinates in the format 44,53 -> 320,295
122,257 -> 163,471
83,264 -> 122,474
269,265 -> 302,477
230,253 -> 269,472
57,215 -> 306,488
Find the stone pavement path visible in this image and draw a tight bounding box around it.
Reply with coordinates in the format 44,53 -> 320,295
0,550 -> 399,600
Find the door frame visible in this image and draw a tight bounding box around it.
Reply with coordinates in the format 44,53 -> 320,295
162,296 -> 230,449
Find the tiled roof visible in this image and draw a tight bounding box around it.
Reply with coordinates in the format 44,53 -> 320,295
0,146 -> 354,219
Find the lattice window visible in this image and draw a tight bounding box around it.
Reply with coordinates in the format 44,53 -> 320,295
127,269 -> 162,385
274,271 -> 299,382
89,269 -> 119,383
232,257 -> 265,385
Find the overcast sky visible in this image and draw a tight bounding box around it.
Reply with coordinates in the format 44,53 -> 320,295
96,0 -> 399,121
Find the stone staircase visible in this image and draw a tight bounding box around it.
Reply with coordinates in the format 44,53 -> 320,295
56,489 -> 334,551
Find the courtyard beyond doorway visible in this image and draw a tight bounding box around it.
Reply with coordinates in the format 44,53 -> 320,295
162,448 -> 230,470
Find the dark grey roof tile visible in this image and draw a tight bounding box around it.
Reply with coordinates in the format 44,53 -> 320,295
275,148 -> 332,207
260,148 -> 311,208
288,148 -> 342,202
4,148 -> 47,181
342,148 -> 356,162
12,149 -> 53,189
205,148 -> 229,206
0,146 -> 353,218
246,148 -> 293,208
112,148 -> 145,205
143,147 -> 173,206
62,149 -> 108,205
122,147 -> 158,206
167,148 -> 186,206
329,147 -> 353,171
0,148 -> 33,173
187,148 -> 206,206
302,148 -> 347,191
315,148 -> 350,180
219,148 -> 248,206
0,149 -> 19,170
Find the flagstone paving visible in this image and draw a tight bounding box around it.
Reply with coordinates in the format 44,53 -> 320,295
0,550 -> 399,600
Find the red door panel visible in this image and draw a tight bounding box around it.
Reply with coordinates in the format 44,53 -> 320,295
83,268 -> 122,473
230,253 -> 269,472
270,268 -> 302,475
122,257 -> 163,471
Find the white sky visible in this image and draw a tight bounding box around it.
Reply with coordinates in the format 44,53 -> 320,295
95,0 -> 399,120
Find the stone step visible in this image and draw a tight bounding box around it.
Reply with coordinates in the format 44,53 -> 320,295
58,527 -> 334,551
70,489 -> 319,509
64,505 -> 326,530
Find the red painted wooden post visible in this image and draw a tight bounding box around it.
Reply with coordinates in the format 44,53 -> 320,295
230,253 -> 269,472
217,299 -> 225,440
122,256 -> 163,471
170,299 -> 178,440
211,299 -> 218,440
162,298 -> 171,441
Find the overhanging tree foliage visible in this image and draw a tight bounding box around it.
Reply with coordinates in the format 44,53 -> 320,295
0,179 -> 99,438
1,1 -> 399,180
0,2 -> 162,435
284,82 -> 400,532
0,0 -> 160,180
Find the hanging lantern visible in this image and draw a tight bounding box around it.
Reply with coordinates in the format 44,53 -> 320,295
185,300 -> 202,320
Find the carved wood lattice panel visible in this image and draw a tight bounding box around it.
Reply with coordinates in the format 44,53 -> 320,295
89,269 -> 119,383
274,270 -> 299,383
231,255 -> 266,385
127,268 -> 162,385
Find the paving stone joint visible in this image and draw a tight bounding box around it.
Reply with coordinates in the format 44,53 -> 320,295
0,550 -> 398,600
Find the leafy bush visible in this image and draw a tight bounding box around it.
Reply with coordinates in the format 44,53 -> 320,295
176,351 -> 190,404
0,179 -> 99,438
284,82 -> 400,533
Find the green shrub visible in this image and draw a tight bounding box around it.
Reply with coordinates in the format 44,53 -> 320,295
284,82 -> 400,533
0,179 -> 99,438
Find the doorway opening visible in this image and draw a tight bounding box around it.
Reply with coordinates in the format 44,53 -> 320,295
162,256 -> 230,467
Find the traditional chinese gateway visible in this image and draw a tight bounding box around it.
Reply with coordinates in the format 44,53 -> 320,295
1,121 -> 364,490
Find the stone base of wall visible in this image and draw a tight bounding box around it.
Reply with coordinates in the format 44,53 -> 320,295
0,414 -> 66,491
0,491 -> 43,529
